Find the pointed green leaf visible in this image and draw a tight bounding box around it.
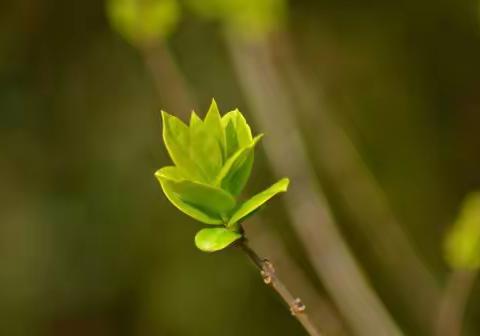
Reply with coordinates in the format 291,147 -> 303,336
204,99 -> 226,160
189,111 -> 203,128
189,116 -> 223,182
234,110 -> 253,147
444,192 -> 480,270
161,110 -> 189,159
224,152 -> 254,196
195,228 -> 242,252
221,109 -> 253,151
227,178 -> 289,227
215,134 -> 263,195
224,119 -> 239,159
161,111 -> 206,182
156,179 -> 222,225
155,167 -> 236,224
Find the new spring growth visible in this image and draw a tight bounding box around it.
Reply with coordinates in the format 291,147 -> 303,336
155,99 -> 289,252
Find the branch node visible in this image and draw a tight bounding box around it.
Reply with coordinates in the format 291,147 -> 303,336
290,298 -> 306,316
239,241 -> 320,335
260,259 -> 275,284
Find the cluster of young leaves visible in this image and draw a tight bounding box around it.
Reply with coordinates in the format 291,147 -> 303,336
444,192 -> 480,270
155,100 -> 289,252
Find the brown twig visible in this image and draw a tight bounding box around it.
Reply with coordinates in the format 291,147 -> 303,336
239,239 -> 323,336
245,219 -> 348,335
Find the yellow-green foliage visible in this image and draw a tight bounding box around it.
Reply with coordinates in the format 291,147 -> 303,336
444,192 -> 480,270
155,100 -> 289,252
106,0 -> 180,45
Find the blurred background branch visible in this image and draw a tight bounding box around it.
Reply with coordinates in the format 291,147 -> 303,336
140,42 -> 194,118
435,270 -> 477,336
225,34 -> 402,336
269,30 -> 441,329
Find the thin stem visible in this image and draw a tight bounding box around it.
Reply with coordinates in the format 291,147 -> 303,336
245,220 -> 348,335
238,239 -> 323,336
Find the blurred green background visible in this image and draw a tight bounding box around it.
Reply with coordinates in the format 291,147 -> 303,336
1,0 -> 480,335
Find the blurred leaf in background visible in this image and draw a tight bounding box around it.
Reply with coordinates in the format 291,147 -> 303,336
106,0 -> 180,45
445,193 -> 480,270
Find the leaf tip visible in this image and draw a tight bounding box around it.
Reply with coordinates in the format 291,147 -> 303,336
160,110 -> 173,129
154,169 -> 164,180
206,98 -> 221,118
189,110 -> 202,127
160,109 -> 169,119
279,177 -> 290,191
253,133 -> 264,144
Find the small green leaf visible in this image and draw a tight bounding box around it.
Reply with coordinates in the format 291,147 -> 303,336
221,109 -> 253,151
227,178 -> 289,227
215,134 -> 263,195
189,111 -> 203,128
444,192 -> 480,270
224,153 -> 254,196
161,111 -> 206,182
204,99 -> 226,160
156,167 -> 236,224
156,179 -> 222,225
189,117 -> 223,182
195,228 -> 242,252
223,118 -> 239,159
161,111 -> 189,159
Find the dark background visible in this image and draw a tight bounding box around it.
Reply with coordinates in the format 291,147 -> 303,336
1,0 -> 480,335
